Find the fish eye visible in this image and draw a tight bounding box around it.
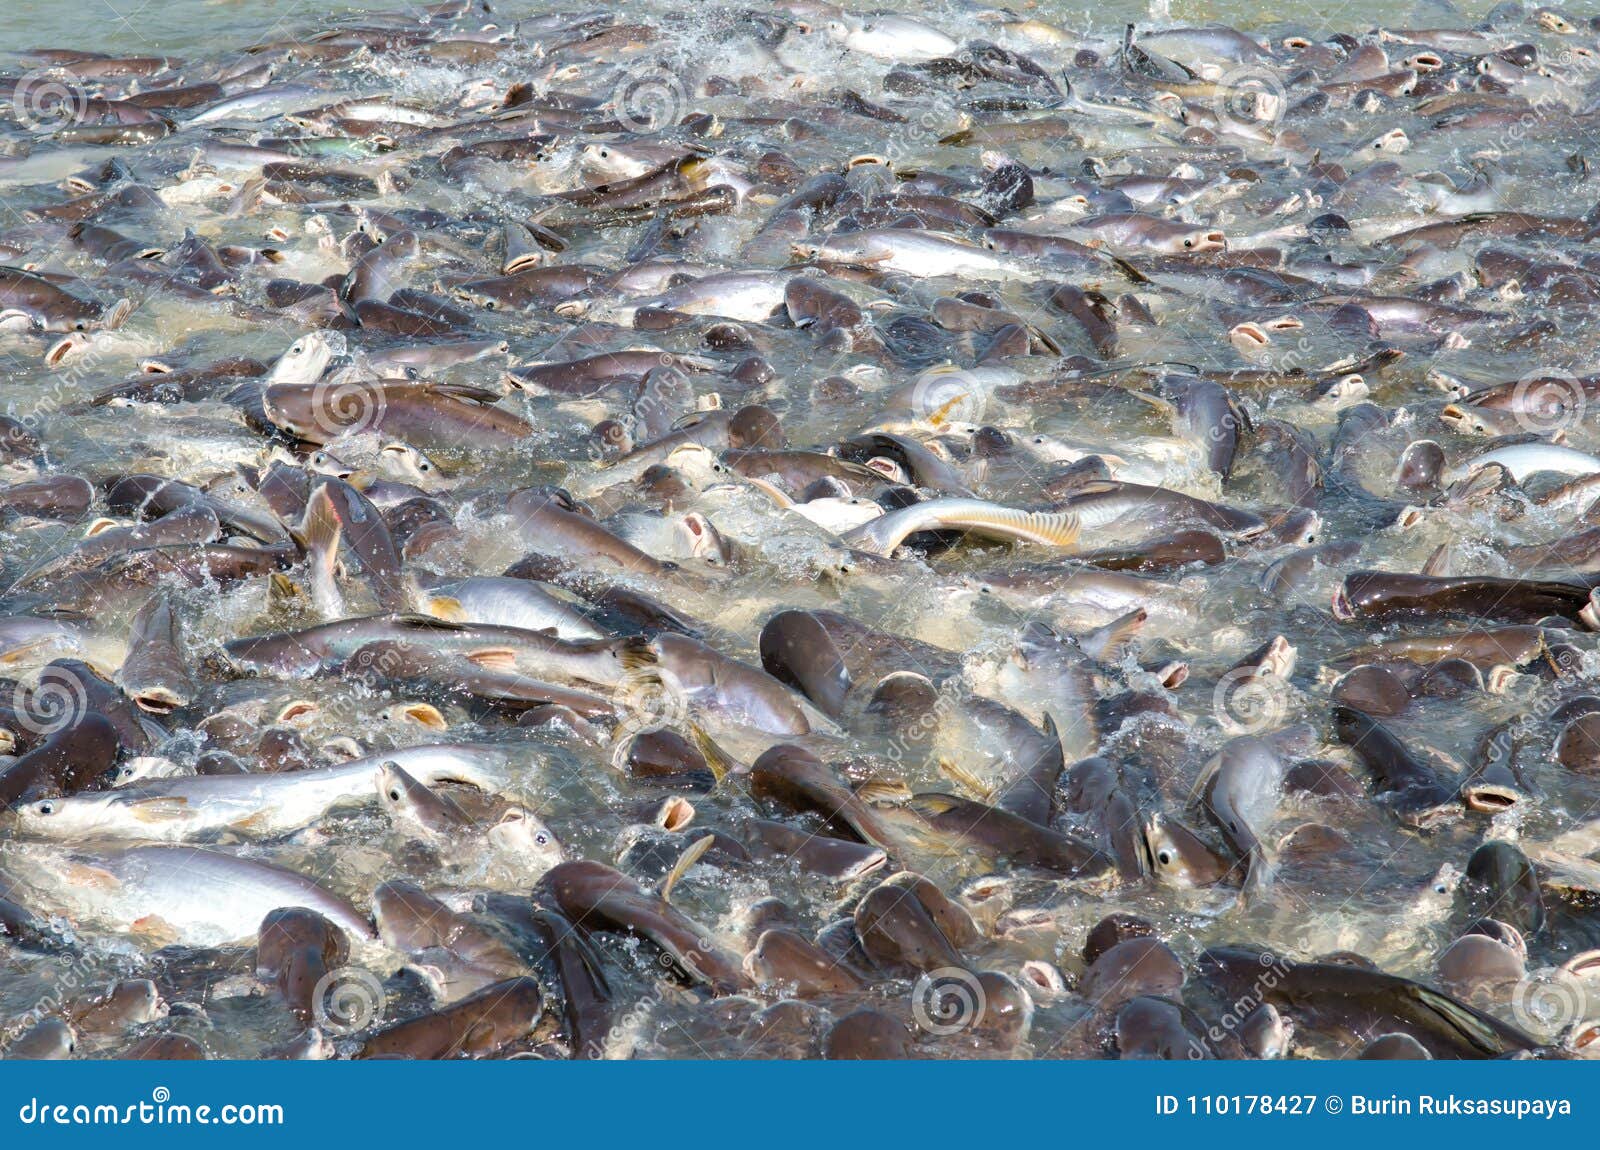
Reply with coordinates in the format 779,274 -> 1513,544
36,801 -> 54,815
388,789 -> 401,801
535,833 -> 549,845
1182,239 -> 1195,249
1157,849 -> 1172,866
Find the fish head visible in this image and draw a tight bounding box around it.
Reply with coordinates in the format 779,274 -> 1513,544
12,794 -> 112,839
377,441 -> 437,484
375,761 -> 424,818
488,806 -> 566,869
1141,812 -> 1225,888
675,511 -> 732,567
1174,228 -> 1226,254
1008,620 -> 1072,670
267,330 -> 343,386
579,142 -> 653,183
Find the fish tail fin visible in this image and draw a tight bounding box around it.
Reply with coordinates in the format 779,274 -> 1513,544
1083,607 -> 1147,663
296,484 -> 343,570
657,833 -> 716,903
617,637 -> 659,673
685,721 -> 738,783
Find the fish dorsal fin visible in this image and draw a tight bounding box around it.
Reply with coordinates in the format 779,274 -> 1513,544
394,613 -> 466,631
425,594 -> 466,622
426,382 -> 503,405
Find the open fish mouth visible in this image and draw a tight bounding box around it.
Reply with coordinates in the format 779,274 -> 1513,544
1461,783 -> 1523,814
130,688 -> 185,715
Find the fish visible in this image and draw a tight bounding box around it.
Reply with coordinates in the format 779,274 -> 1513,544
115,591 -> 194,714
1199,736 -> 1286,894
841,498 -> 1081,557
11,745 -> 509,841
1196,946 -> 1547,1059
13,845 -> 373,946
357,978 -> 544,1060
1332,707 -> 1462,829
540,860 -> 747,994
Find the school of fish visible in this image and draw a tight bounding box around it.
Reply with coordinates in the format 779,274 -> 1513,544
3,0 -> 1600,1060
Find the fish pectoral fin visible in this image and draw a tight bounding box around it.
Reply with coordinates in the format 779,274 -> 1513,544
1129,390 -> 1175,415
463,647 -> 517,672
230,810 -> 276,834
1187,756 -> 1222,804
854,779 -> 913,805
903,792 -> 965,818
925,392 -> 972,428
269,573 -> 305,604
59,860 -> 120,889
129,915 -> 181,946
936,757 -> 993,801
128,796 -> 191,822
